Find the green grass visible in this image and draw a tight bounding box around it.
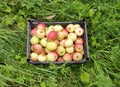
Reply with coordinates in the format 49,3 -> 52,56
0,0 -> 120,87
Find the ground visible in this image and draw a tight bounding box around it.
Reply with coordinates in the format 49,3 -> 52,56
0,0 -> 120,87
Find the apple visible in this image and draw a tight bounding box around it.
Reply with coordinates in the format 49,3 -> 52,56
30,28 -> 37,36
80,50 -> 84,55
66,24 -> 75,32
37,23 -> 46,30
63,53 -> 72,62
74,24 -> 81,29
46,28 -> 53,35
40,38 -> 47,47
56,46 -> 66,56
36,29 -> 45,38
31,45 -> 34,51
41,50 -> 46,55
47,30 -> 58,41
74,43 -> 83,52
66,46 -> 74,53
30,36 -> 39,45
38,54 -> 47,62
75,37 -> 84,44
73,52 -> 83,61
54,25 -> 64,32
62,29 -> 68,37
32,44 -> 42,54
30,52 -> 38,61
47,52 -> 58,62
58,32 -> 65,40
68,33 -> 77,41
46,42 -> 57,51
45,48 -> 51,53
64,39 -> 73,47
57,57 -> 64,62
60,39 -> 65,47
48,25 -> 54,30
55,40 -> 60,45
70,52 -> 74,57
75,27 -> 84,36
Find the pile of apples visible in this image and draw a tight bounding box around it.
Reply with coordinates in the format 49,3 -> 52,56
30,22 -> 85,62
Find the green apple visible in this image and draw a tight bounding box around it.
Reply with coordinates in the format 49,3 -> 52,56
36,29 -> 45,38
40,38 -> 47,47
75,27 -> 84,36
74,24 -> 81,29
38,54 -> 46,62
45,48 -> 51,53
54,25 -> 64,32
30,52 -> 38,61
66,24 -> 75,32
48,25 -> 54,30
64,39 -> 73,47
68,33 -> 77,41
66,46 -> 74,53
30,36 -> 39,45
46,42 -> 57,51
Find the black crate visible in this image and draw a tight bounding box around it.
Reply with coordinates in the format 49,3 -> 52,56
26,19 -> 89,65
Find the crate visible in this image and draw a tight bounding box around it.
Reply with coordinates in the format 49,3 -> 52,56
26,19 -> 89,64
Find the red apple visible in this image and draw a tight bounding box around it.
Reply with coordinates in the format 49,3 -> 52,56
73,52 -> 83,61
62,29 -> 68,37
60,39 -> 65,47
56,46 -> 66,56
55,40 -> 60,45
47,52 -> 58,62
57,57 -> 64,62
74,43 -> 83,52
31,45 -> 34,51
33,44 -> 43,54
41,50 -> 46,55
30,52 -> 38,62
75,37 -> 84,44
46,28 -> 53,35
30,28 -> 37,36
63,53 -> 72,62
47,30 -> 58,41
58,31 -> 65,40
37,23 -> 46,30
75,27 -> 84,36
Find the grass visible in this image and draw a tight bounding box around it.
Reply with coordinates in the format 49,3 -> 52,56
0,0 -> 120,87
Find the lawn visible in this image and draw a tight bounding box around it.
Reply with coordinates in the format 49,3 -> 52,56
0,0 -> 120,87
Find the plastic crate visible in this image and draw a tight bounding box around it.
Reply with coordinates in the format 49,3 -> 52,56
26,19 -> 89,64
